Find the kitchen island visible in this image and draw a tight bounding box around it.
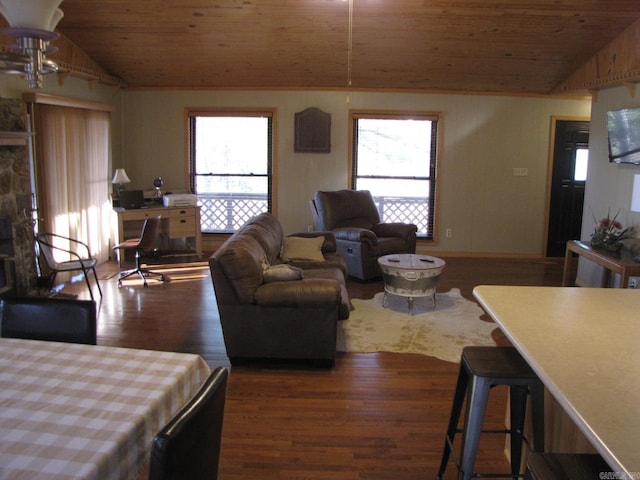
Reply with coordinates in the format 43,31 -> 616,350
473,285 -> 640,478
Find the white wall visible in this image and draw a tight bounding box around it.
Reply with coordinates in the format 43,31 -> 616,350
121,89 -> 590,255
578,85 -> 640,285
1,73 -> 593,256
0,74 -> 123,173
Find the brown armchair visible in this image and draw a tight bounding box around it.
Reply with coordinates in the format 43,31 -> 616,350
311,189 -> 417,280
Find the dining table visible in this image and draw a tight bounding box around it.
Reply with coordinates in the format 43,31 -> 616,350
0,337 -> 211,480
473,285 -> 640,479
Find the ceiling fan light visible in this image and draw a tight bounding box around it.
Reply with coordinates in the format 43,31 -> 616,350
18,36 -> 58,88
0,50 -> 29,73
48,8 -> 63,31
0,0 -> 63,88
0,0 -> 64,31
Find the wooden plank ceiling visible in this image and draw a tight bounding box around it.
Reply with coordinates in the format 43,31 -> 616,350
8,0 -> 640,94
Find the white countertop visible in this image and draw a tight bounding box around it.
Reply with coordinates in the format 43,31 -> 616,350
473,285 -> 640,477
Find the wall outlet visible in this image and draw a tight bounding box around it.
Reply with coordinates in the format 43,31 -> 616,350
445,228 -> 453,238
513,167 -> 529,176
628,277 -> 639,288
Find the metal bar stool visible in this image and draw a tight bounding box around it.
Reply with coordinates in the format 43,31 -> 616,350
525,453 -> 611,480
435,346 -> 545,480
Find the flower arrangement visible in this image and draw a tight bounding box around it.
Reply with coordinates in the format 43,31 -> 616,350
590,209 -> 631,251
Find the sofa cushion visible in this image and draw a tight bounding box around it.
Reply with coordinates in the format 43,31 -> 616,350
254,278 -> 341,307
288,253 -> 347,278
371,236 -> 409,256
287,231 -> 337,254
281,236 -> 325,262
262,264 -> 304,283
303,268 -> 351,319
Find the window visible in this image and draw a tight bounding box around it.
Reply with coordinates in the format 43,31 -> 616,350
187,109 -> 274,233
574,147 -> 589,181
351,111 -> 439,239
28,96 -> 113,265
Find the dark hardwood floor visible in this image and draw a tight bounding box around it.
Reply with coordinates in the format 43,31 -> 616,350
58,255 -> 566,480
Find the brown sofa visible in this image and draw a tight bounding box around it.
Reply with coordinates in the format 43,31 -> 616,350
311,189 -> 418,280
208,212 -> 350,366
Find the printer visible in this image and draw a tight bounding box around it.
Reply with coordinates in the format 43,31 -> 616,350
163,193 -> 197,207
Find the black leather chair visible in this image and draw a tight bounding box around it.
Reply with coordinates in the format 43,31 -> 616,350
0,296 -> 97,344
149,367 -> 229,480
112,216 -> 167,287
311,189 -> 418,280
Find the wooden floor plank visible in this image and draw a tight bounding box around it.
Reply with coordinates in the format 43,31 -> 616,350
57,255 -> 565,480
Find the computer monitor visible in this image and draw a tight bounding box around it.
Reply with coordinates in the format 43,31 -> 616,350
118,190 -> 146,209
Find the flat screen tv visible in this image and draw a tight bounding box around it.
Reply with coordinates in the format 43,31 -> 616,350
607,108 -> 640,164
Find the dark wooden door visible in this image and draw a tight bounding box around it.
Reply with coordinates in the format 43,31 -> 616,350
546,119 -> 590,257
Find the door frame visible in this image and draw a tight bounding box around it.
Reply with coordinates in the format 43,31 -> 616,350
543,115 -> 591,257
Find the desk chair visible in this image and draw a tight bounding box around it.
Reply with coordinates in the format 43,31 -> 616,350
112,216 -> 167,287
149,367 -> 229,480
0,296 -> 97,344
36,232 -> 103,301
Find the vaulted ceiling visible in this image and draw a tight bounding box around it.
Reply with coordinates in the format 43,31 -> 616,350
5,0 -> 640,95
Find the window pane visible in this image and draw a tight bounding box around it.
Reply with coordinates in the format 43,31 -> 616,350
190,112 -> 272,233
195,175 -> 268,194
353,113 -> 438,239
357,118 -> 432,177
357,178 -> 430,199
357,179 -> 431,235
574,148 -> 588,181
194,117 -> 268,175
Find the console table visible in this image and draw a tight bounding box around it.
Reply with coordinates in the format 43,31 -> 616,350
112,205 -> 202,266
562,239 -> 640,288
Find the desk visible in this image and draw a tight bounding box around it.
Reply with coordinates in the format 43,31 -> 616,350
113,206 -> 202,266
473,285 -> 640,477
563,240 -> 640,287
0,338 -> 211,479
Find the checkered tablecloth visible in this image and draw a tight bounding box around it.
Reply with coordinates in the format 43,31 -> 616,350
0,338 -> 211,480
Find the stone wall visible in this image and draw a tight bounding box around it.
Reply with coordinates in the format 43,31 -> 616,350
0,98 -> 36,295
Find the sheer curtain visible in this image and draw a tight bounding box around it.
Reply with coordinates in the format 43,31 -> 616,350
33,103 -> 112,266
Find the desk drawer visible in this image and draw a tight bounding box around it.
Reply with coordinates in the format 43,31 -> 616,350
120,209 -> 168,221
169,208 -> 197,238
169,208 -> 196,220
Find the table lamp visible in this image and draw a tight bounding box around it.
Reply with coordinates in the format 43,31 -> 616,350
112,168 -> 131,194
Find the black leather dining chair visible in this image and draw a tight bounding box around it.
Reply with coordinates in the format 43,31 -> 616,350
149,367 -> 229,480
0,296 -> 97,345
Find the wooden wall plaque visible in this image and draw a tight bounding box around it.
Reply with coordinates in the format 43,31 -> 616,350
294,107 -> 331,153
